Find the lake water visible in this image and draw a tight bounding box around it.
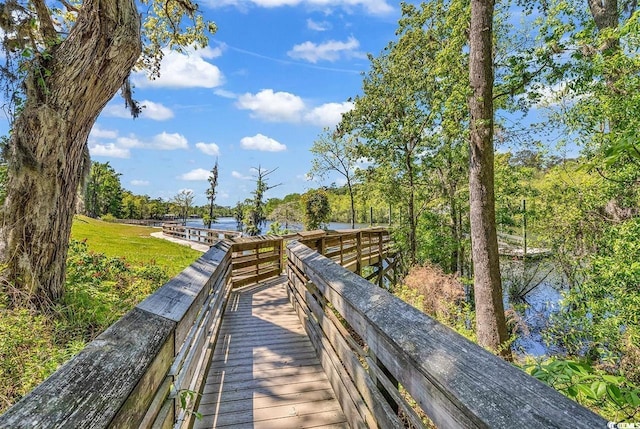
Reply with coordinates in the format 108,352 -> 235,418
186,217 -> 383,234
501,258 -> 566,357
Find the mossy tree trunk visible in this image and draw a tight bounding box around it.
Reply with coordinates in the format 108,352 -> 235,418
1,0 -> 141,308
468,0 -> 512,359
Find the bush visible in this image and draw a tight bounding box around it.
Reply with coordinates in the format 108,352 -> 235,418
525,358 -> 640,422
0,309 -> 73,412
100,213 -> 117,222
395,264 -> 475,340
57,240 -> 170,341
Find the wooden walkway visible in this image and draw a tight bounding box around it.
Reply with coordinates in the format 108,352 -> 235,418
194,276 -> 348,429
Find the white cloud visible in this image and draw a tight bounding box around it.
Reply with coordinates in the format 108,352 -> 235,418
232,171 -> 252,180
307,18 -> 331,31
534,81 -> 584,108
234,88 -> 352,127
151,132 -> 188,150
95,132 -> 188,153
102,100 -> 174,121
204,0 -> 393,15
214,89 -> 238,99
89,143 -> 130,159
179,168 -> 211,181
90,125 -> 118,140
132,46 -> 224,89
116,135 -> 145,148
131,180 -> 150,186
240,133 -> 287,152
196,142 -> 221,156
140,100 -> 174,120
304,101 -> 354,127
288,37 -> 364,63
296,173 -> 313,182
236,89 -> 305,122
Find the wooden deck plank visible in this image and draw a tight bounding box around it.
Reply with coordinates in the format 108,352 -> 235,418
199,379 -> 335,406
195,279 -> 348,428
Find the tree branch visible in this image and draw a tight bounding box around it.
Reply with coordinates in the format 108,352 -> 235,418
58,0 -> 80,13
31,0 -> 57,43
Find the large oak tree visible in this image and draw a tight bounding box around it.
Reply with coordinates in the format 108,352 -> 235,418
0,0 -> 214,309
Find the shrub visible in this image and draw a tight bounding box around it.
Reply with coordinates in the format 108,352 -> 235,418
57,240 -> 169,341
525,358 -> 640,422
396,264 -> 475,340
100,213 -> 117,222
545,218 -> 640,381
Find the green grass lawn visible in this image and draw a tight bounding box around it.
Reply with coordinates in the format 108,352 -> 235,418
71,215 -> 201,277
1,216 -> 203,412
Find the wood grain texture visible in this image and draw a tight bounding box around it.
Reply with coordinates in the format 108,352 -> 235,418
287,241 -> 607,429
195,277 -> 348,429
0,308 -> 175,429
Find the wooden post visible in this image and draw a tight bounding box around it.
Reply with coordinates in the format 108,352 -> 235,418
356,231 -> 362,276
279,237 -> 285,274
368,350 -> 399,414
378,233 -> 384,288
522,198 -> 527,262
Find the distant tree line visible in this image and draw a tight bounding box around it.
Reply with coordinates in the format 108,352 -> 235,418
80,161 -> 232,222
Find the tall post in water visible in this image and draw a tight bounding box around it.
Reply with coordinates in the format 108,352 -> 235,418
522,199 -> 527,261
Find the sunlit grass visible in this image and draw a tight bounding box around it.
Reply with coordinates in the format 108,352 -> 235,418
71,215 -> 201,277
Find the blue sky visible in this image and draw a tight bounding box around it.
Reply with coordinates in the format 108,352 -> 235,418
85,0 -> 405,206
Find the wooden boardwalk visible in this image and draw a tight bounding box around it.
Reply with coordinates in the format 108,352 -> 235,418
194,276 -> 348,429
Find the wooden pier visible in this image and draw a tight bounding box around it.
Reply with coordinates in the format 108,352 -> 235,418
194,277 -> 347,428
0,227 -> 606,429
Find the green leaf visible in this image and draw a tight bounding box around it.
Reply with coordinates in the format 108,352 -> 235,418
577,384 -> 598,400
602,374 -> 622,384
607,385 -> 623,406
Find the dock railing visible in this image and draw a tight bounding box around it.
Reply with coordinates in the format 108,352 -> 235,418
162,223 -> 242,244
0,229 -> 607,428
286,240 -> 606,428
0,240 -> 234,429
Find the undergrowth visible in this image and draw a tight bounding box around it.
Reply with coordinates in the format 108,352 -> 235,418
394,264 -> 475,341
0,220 -> 198,413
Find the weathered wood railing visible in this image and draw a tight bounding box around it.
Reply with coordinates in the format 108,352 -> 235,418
2,228 -> 602,428
286,241 -> 606,429
230,236 -> 284,288
0,241 -> 234,429
228,228 -> 394,289
163,223 -> 242,244
0,228 -> 392,428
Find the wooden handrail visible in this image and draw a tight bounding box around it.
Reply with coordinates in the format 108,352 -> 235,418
162,223 -> 242,244
0,241 -> 234,429
286,241 -> 606,428
0,229 -> 393,428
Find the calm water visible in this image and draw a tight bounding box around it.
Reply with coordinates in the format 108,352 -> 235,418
185,217 -> 381,234
501,258 -> 566,357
